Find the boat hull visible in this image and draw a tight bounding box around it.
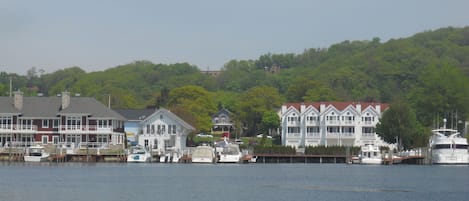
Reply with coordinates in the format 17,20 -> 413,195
432,151 -> 469,164
127,154 -> 151,163
218,154 -> 242,163
360,158 -> 382,165
191,157 -> 214,163
24,156 -> 49,162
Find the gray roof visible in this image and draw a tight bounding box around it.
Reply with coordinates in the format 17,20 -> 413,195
0,96 -> 125,120
0,97 -> 20,114
114,108 -> 155,121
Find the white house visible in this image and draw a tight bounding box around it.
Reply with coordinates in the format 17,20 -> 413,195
137,108 -> 195,155
280,102 -> 390,148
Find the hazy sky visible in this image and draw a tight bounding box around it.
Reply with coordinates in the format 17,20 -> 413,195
2,0 -> 469,75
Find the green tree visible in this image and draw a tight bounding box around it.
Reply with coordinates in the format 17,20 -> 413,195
261,110 -> 280,136
376,100 -> 428,150
410,65 -> 469,127
238,86 -> 283,136
167,85 -> 217,132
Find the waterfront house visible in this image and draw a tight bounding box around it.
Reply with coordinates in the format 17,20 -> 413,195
0,91 -> 126,152
118,108 -> 195,155
114,108 -> 154,145
280,102 -> 389,148
211,108 -> 234,137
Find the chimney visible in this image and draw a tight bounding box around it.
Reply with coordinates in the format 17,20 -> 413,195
281,104 -> 287,114
61,91 -> 70,109
320,103 -> 326,113
376,104 -> 381,114
13,91 -> 23,110
300,102 -> 306,113
356,103 -> 361,113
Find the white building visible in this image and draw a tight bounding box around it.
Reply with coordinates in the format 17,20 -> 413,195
116,108 -> 195,155
138,108 -> 195,154
280,102 -> 389,148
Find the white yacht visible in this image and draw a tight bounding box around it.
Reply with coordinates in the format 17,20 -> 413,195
191,145 -> 215,163
24,145 -> 50,162
429,120 -> 469,164
217,138 -> 243,163
359,144 -> 382,165
127,146 -> 152,163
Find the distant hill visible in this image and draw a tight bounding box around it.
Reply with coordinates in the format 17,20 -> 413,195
1,26 -> 469,126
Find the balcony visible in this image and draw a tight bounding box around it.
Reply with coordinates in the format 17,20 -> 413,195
305,132 -> 320,138
0,124 -> 38,133
326,132 -> 355,139
287,133 -> 301,138
305,120 -> 320,126
59,125 -> 113,134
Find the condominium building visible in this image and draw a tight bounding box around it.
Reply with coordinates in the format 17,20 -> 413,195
280,102 -> 389,148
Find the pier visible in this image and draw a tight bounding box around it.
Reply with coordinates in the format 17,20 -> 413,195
253,154 -> 348,163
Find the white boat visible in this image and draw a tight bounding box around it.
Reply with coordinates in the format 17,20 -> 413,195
429,120 -> 469,164
24,145 -> 50,162
217,139 -> 243,163
191,145 -> 215,163
359,144 -> 382,165
127,146 -> 151,163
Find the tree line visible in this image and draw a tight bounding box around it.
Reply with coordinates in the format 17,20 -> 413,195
1,26 -> 469,147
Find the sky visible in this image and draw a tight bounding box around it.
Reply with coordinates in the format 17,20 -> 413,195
1,0 -> 469,75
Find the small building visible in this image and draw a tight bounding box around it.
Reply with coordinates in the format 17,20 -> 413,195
114,108 -> 155,145
117,108 -> 195,155
280,102 -> 389,148
0,91 -> 126,151
211,108 -> 234,137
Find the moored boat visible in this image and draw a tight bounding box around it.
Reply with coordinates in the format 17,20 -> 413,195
429,119 -> 469,164
127,145 -> 151,163
191,145 -> 215,163
359,144 -> 382,165
24,145 -> 50,162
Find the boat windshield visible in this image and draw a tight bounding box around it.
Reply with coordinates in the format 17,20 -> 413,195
433,144 -> 468,149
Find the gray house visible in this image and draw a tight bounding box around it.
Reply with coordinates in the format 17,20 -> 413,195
0,91 -> 126,150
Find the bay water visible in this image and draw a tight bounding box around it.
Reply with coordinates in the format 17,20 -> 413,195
0,162 -> 468,201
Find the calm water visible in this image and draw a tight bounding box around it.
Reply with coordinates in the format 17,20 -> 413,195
0,162 -> 468,201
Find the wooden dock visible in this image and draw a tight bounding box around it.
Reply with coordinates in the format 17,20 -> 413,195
253,154 -> 348,163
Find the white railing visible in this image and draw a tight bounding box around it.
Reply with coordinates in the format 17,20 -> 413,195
0,124 -> 38,132
342,120 -> 355,124
363,121 -> 374,125
306,121 -> 320,126
58,125 -> 113,133
306,132 -> 320,137
288,133 -> 301,137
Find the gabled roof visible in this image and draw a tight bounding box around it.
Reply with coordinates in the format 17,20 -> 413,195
0,96 -> 125,120
114,108 -> 155,121
142,108 -> 195,131
283,101 -> 389,112
212,108 -> 232,118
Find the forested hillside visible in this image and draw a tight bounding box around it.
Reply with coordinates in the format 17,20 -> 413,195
1,26 -> 469,135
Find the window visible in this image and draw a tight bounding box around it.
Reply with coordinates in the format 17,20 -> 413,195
21,119 -> 33,130
146,125 -> 150,134
53,119 -> 59,128
42,136 -> 48,144
287,127 -> 300,133
0,116 -> 12,129
66,116 -> 82,130
98,120 -> 109,128
53,136 -> 59,144
151,125 -> 155,134
144,139 -> 149,147
162,125 -> 166,134
42,120 -> 49,128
